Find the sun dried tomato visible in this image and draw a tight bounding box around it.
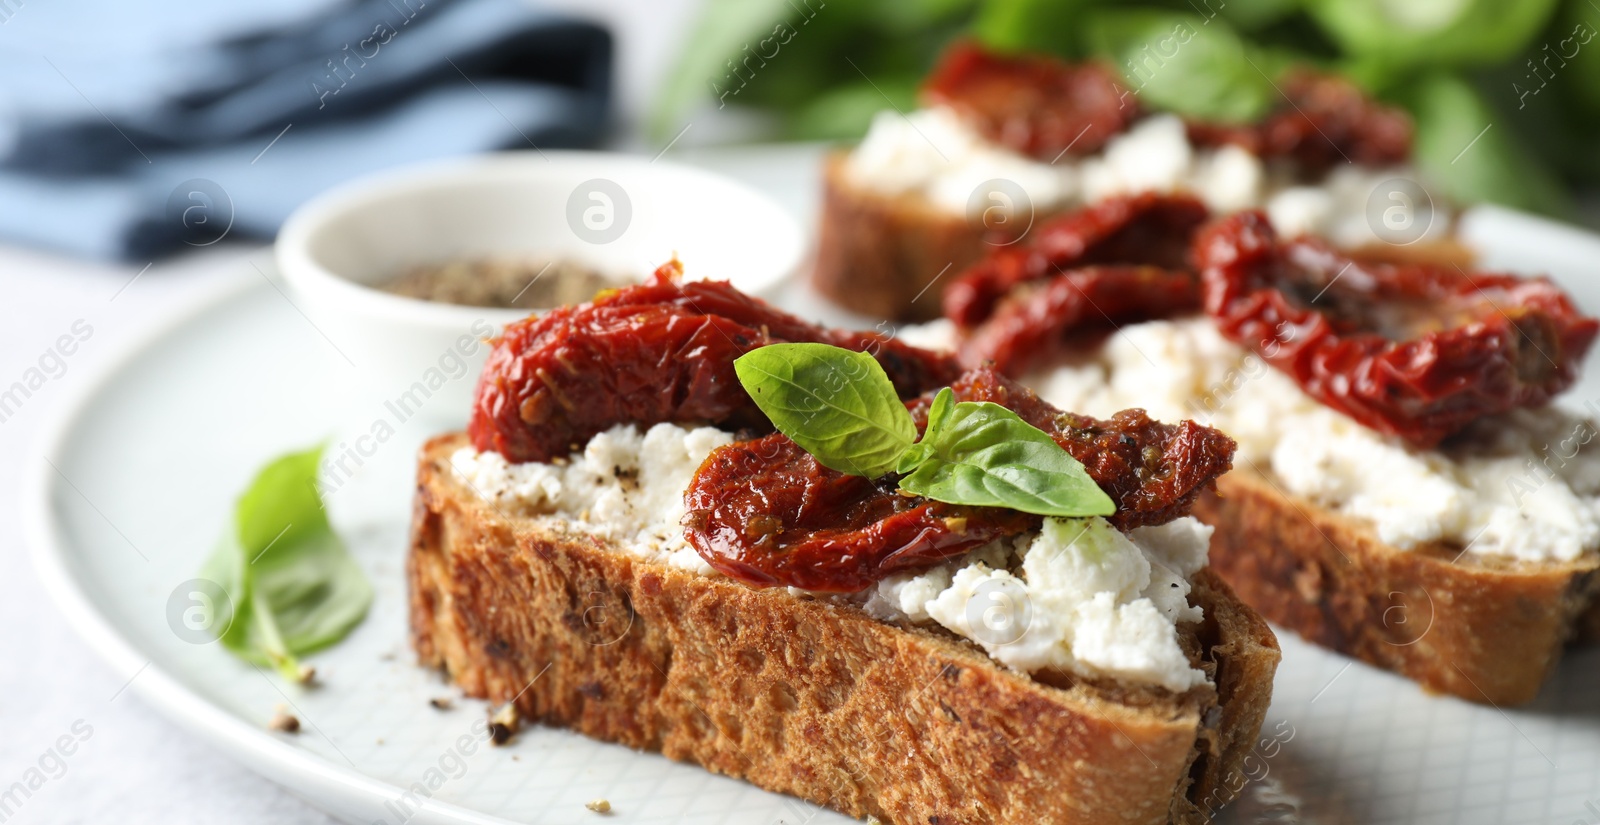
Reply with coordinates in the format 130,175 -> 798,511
943,193 -> 1209,328
921,40 -> 1138,161
957,266 -> 1200,376
1187,70 -> 1412,176
682,434 -> 1037,592
924,41 -> 1408,177
683,368 -> 1235,591
469,261 -> 960,463
1195,211 -> 1599,446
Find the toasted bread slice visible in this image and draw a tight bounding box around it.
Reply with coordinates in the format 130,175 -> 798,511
1193,468 -> 1600,706
409,433 -> 1280,824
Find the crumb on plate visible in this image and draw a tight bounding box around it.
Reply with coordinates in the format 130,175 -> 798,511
267,706 -> 300,734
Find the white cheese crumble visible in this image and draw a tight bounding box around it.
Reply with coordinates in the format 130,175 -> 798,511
453,423 -> 1212,690
847,107 -> 1074,213
845,108 -> 1451,248
906,516 -> 1213,693
996,317 -> 1600,564
450,423 -> 735,573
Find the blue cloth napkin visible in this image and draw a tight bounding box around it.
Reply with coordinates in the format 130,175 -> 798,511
0,0 -> 611,259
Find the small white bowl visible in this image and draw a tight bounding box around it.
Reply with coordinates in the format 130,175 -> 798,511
276,151 -> 804,425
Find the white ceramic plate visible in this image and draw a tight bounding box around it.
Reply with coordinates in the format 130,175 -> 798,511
26,146 -> 1600,825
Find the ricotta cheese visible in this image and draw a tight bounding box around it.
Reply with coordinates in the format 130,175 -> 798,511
846,108 -> 1073,214
913,516 -> 1213,692
845,107 -> 1451,248
450,422 -> 735,573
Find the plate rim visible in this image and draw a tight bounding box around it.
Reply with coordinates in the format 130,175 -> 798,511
22,268 -> 518,825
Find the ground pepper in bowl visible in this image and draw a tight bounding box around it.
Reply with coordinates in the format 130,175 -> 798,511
381,257 -> 621,310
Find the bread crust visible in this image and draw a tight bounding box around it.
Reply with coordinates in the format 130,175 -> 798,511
1194,468 -> 1600,706
812,152 -> 1038,323
410,433 -> 1279,824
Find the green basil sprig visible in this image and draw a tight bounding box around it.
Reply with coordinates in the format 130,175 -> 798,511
199,445 -> 372,682
735,344 -> 1116,518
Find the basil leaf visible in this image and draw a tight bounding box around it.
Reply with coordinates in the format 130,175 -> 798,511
1403,72 -> 1571,217
235,445 -> 331,552
971,0 -> 1091,56
1307,0 -> 1558,68
737,344 -> 1115,518
1087,10 -> 1273,124
200,445 -> 371,682
896,386 -> 954,474
736,343 -> 918,478
646,0 -> 792,141
789,79 -> 920,142
898,398 -> 1117,518
1214,0 -> 1303,32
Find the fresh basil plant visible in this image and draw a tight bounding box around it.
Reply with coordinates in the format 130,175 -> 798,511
735,344 -> 1116,518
